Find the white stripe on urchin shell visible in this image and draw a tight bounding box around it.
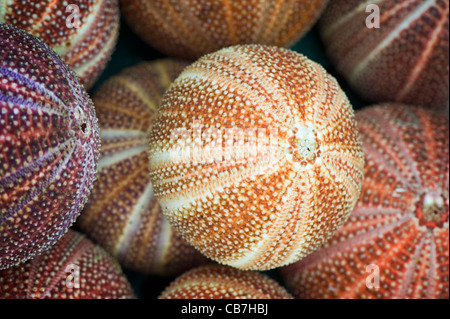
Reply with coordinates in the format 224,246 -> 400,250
148,44 -> 365,271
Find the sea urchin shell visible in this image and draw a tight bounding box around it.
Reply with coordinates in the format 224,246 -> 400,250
78,59 -> 208,275
319,0 -> 449,111
148,44 -> 365,270
0,0 -> 120,89
159,264 -> 293,299
120,0 -> 329,60
0,24 -> 100,270
280,103 -> 449,299
0,230 -> 135,299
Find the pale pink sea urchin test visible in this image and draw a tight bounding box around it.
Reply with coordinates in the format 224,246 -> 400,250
319,0 -> 449,112
280,103 -> 449,299
148,44 -> 365,271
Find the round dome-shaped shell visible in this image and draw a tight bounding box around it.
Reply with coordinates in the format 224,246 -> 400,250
0,24 -> 100,270
120,0 -> 329,60
280,103 -> 449,299
159,264 -> 293,299
148,44 -> 365,270
0,0 -> 120,89
0,229 -> 135,299
319,0 -> 449,112
78,60 -> 209,275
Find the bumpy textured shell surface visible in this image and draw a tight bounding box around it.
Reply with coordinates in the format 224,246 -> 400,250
148,44 -> 365,270
280,104 -> 449,299
319,0 -> 449,112
0,24 -> 100,270
159,264 -> 293,299
0,230 -> 135,299
120,0 -> 328,60
0,0 -> 120,89
78,60 -> 208,275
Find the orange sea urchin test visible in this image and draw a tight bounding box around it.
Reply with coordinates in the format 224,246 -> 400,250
159,264 -> 293,299
148,44 -> 365,270
120,0 -> 329,60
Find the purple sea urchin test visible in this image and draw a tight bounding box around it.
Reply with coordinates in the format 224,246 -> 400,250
0,23 -> 100,269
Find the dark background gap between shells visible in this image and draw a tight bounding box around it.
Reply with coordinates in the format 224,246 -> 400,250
78,16 -> 368,299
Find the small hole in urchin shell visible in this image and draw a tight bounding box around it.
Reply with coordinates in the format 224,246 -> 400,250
81,122 -> 87,133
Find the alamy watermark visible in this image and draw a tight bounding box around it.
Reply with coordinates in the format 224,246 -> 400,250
66,4 -> 81,29
366,264 -> 380,289
366,4 -> 380,28
65,263 -> 80,289
167,120 -> 319,171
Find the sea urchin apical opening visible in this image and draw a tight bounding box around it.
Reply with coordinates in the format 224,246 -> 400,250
417,193 -> 448,228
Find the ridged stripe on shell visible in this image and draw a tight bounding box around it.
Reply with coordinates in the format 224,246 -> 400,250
280,104 -> 449,299
148,44 -> 365,270
0,230 -> 135,299
120,0 -> 328,60
319,0 -> 449,111
78,60 -> 208,275
159,264 -> 293,299
0,0 -> 120,89
0,24 -> 100,270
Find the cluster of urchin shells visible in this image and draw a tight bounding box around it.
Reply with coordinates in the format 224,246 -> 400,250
0,0 -> 448,300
